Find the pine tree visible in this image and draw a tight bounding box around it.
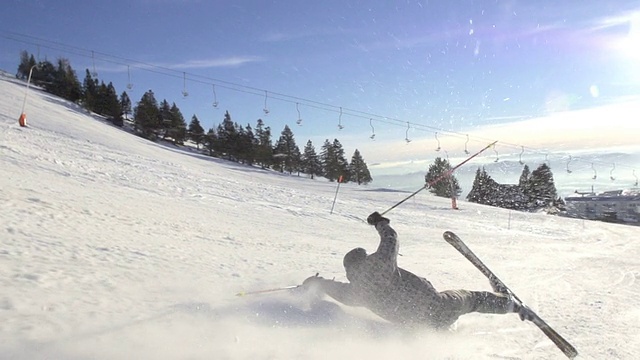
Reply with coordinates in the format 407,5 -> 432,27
119,91 -> 132,121
235,124 -> 256,165
44,58 -> 82,103
519,164 -> 531,188
466,167 -> 499,205
553,196 -> 566,211
92,81 -> 119,119
254,119 -> 273,169
94,81 -> 108,115
273,125 -> 299,174
30,59 -> 55,87
17,50 -> 36,79
243,124 -> 258,165
526,163 -> 558,209
168,102 -> 187,144
291,145 -> 302,175
424,157 -> 461,197
46,58 -> 65,97
320,139 -> 349,182
467,167 -> 484,203
188,114 -> 205,149
216,111 -> 238,160
301,140 -> 323,179
63,58 -> 82,102
348,149 -> 373,185
334,139 -> 350,181
133,90 -> 161,139
204,128 -> 217,156
104,82 -> 122,124
82,69 -> 99,112
515,164 -> 532,210
158,100 -> 172,140
320,139 -> 334,179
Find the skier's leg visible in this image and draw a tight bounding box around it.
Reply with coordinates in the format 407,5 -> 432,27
438,290 -> 476,315
426,290 -> 473,327
439,290 -> 514,316
422,289 -> 518,327
432,289 -> 483,326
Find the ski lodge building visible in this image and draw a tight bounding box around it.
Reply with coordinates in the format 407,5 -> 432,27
563,189 -> 640,225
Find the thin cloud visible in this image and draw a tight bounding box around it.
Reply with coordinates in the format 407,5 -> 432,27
262,32 -> 297,42
357,7 -> 640,53
588,9 -> 640,32
166,56 -> 264,69
261,27 -> 353,43
96,56 -> 263,73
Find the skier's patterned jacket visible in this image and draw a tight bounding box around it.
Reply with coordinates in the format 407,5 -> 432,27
310,220 -> 513,328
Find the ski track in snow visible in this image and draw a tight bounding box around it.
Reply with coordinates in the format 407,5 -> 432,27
1,73 -> 639,359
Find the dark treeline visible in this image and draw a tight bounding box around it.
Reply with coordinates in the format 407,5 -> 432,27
467,163 -> 565,211
16,51 -> 373,184
422,156 -> 563,212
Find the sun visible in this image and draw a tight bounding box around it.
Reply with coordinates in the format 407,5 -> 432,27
607,11 -> 640,85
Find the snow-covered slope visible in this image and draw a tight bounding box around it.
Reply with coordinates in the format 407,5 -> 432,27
1,73 -> 638,359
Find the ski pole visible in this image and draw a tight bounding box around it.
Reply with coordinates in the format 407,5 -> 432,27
235,285 -> 300,297
380,140 -> 498,216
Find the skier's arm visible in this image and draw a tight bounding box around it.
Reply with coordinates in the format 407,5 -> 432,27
367,213 -> 398,265
304,277 -> 363,306
317,279 -> 363,306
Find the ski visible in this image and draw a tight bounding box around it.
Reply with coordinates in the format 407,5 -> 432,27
443,231 -> 578,359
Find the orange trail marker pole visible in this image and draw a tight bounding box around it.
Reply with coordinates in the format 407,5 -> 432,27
19,64 -> 38,127
330,175 -> 343,214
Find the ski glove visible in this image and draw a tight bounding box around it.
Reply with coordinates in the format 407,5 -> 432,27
367,211 -> 389,225
302,273 -> 324,288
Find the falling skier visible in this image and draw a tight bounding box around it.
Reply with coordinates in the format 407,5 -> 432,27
302,211 -> 533,329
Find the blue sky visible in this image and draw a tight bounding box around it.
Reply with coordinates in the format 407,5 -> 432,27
1,0 -> 640,182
